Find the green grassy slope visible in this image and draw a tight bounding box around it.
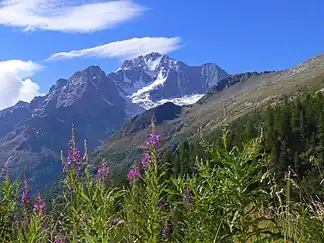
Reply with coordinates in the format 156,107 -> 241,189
93,54 -> 324,182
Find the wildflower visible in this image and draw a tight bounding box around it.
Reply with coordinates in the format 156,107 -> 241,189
141,152 -> 153,170
183,188 -> 194,203
74,149 -> 82,169
66,151 -> 72,166
146,134 -> 160,147
66,149 -> 82,172
182,184 -> 194,207
21,179 -> 31,209
33,194 -> 46,213
97,161 -> 110,181
21,189 -> 31,208
162,222 -> 173,237
55,235 -> 65,243
127,167 -> 141,182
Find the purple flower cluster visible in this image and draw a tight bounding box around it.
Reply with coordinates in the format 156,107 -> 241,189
66,149 -> 82,172
183,186 -> 194,204
97,161 -> 110,181
127,132 -> 160,182
33,195 -> 46,213
127,167 -> 141,182
141,152 -> 153,170
55,235 -> 65,243
146,134 -> 160,147
162,223 -> 173,237
21,185 -> 31,209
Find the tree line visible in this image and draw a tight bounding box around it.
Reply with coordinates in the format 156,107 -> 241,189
160,91 -> 324,199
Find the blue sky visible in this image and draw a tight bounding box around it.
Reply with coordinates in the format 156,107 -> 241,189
0,0 -> 323,109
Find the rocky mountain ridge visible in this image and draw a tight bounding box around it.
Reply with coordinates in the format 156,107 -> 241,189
111,52 -> 229,109
0,52 -> 230,192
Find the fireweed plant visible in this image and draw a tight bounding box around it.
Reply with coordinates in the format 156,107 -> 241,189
0,122 -> 324,242
123,123 -> 173,242
53,123 -> 124,242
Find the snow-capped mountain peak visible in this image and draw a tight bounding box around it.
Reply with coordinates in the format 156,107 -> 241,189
143,53 -> 163,73
118,52 -> 179,75
111,52 -> 229,110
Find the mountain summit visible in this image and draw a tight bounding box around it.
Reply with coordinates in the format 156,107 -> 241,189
110,52 -> 229,109
0,53 -> 229,193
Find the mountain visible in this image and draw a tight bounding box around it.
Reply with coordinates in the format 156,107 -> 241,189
92,54 -> 324,182
0,66 -> 132,192
110,52 -> 229,109
0,53 -> 230,192
0,101 -> 31,138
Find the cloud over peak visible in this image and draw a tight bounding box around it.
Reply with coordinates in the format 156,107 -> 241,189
0,0 -> 146,33
0,60 -> 43,110
47,37 -> 182,61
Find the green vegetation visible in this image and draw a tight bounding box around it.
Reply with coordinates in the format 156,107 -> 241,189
1,106 -> 324,242
99,55 -> 324,159
162,91 -> 324,200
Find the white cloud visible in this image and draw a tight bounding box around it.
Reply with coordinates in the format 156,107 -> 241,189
0,60 -> 43,110
0,0 -> 146,33
47,37 -> 182,61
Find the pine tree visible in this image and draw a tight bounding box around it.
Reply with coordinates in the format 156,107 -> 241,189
162,150 -> 173,178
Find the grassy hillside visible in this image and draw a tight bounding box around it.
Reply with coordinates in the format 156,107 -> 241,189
93,54 -> 324,180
